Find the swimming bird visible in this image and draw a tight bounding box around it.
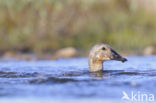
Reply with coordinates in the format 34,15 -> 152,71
89,43 -> 127,72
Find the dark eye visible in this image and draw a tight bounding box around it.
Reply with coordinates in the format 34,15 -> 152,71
102,47 -> 106,50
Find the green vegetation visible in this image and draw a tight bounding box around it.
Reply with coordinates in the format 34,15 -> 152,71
0,0 -> 156,55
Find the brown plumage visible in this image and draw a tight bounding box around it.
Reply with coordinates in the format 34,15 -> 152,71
89,43 -> 127,72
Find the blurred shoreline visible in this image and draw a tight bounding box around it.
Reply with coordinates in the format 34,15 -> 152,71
1,45 -> 156,61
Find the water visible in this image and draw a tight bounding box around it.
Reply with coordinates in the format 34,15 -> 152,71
0,56 -> 156,103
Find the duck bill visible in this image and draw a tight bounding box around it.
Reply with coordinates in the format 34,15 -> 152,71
115,57 -> 127,63
110,49 -> 127,63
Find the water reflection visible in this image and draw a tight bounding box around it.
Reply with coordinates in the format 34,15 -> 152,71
90,71 -> 104,79
90,70 -> 126,79
0,56 -> 156,103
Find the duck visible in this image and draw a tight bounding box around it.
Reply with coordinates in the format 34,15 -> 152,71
89,43 -> 127,72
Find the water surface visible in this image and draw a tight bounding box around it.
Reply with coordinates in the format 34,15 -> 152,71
0,56 -> 156,103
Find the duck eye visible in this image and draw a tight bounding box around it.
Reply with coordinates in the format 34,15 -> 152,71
102,47 -> 106,50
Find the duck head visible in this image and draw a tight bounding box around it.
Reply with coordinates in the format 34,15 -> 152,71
89,43 -> 127,72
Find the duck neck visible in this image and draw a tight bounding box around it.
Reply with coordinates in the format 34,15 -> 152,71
89,59 -> 104,72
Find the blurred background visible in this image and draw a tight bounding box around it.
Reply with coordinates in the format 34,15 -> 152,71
0,0 -> 156,59
0,1 -> 156,103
